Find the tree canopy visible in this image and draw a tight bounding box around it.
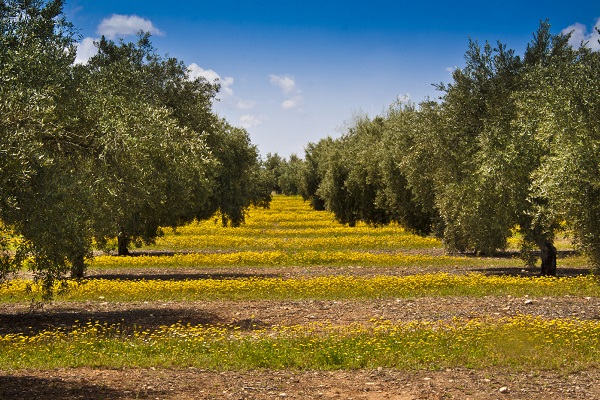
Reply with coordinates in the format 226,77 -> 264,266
292,21 -> 600,275
2,3 -> 599,290
0,0 -> 270,296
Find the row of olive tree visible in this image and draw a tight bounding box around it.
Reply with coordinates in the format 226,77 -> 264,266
0,0 -> 270,295
262,152 -> 304,196
294,22 -> 600,276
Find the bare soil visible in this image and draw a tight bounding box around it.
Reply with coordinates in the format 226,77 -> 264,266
2,367 -> 600,399
1,262 -> 599,399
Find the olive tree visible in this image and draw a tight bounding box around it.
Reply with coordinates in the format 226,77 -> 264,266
76,34 -> 218,257
379,101 -> 440,235
278,154 -> 303,196
79,34 -> 270,255
317,115 -> 391,227
429,38 -> 526,255
520,33 -> 600,270
0,0 -> 93,291
297,138 -> 336,211
424,23 -> 576,275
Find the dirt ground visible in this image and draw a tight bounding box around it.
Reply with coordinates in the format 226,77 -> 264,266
1,263 -> 599,399
2,367 -> 600,399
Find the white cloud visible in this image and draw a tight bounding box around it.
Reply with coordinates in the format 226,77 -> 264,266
74,37 -> 98,64
97,14 -> 164,39
282,96 -> 303,110
562,18 -> 600,51
240,114 -> 264,128
269,74 -> 299,95
269,74 -> 303,110
236,99 -> 256,110
220,77 -> 235,97
187,63 -> 234,97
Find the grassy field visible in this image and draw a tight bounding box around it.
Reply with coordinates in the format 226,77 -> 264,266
1,195 -> 598,398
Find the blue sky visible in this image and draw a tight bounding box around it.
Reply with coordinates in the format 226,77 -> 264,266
65,1 -> 600,157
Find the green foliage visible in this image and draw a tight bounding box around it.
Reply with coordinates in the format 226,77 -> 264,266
0,2 -> 270,294
317,115 -> 391,227
298,21 -> 600,274
523,40 -> 600,268
431,39 -> 527,254
0,0 -> 90,293
263,152 -> 285,194
297,138 -> 335,210
76,35 -> 219,253
309,109 -> 437,234
380,102 -> 440,235
263,153 -> 303,195
206,120 -> 271,227
280,154 -> 303,195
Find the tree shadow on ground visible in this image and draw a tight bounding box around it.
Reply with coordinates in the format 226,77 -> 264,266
473,266 -> 593,277
0,375 -> 152,400
0,307 -> 226,336
86,272 -> 281,281
453,249 -> 580,259
102,250 -> 231,257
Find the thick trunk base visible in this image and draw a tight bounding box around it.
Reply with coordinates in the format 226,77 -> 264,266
539,240 -> 557,276
117,234 -> 130,256
70,252 -> 85,278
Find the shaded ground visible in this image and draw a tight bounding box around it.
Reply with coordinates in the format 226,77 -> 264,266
1,296 -> 600,336
83,262 -> 593,281
1,367 -> 599,399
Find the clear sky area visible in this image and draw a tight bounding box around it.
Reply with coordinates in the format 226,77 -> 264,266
65,1 -> 600,157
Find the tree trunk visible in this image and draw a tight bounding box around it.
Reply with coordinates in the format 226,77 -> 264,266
117,230 -> 130,256
70,252 -> 85,278
539,239 -> 557,276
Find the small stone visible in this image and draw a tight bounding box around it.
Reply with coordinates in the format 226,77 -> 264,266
499,386 -> 510,394
524,299 -> 533,305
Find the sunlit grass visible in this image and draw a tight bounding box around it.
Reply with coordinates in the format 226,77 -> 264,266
116,195 -> 587,270
90,250 -> 466,269
1,273 -> 597,302
141,195 -> 442,252
1,316 -> 598,371
1,195 -> 596,373
88,251 -> 589,270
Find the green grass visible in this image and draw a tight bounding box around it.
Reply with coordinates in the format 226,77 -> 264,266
1,273 -> 598,302
1,196 -> 598,372
1,317 -> 598,371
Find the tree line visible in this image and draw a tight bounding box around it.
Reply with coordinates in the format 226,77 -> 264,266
2,1 -> 598,298
266,21 -> 600,276
0,0 -> 271,296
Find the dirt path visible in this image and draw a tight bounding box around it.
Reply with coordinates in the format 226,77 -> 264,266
1,262 -> 599,399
